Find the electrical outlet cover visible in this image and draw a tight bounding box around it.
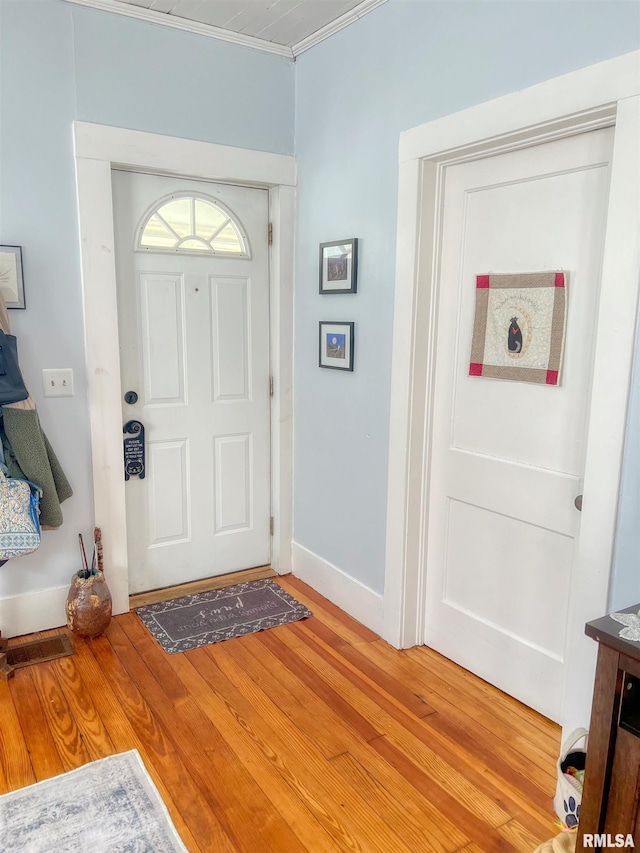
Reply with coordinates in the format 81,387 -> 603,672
42,368 -> 74,397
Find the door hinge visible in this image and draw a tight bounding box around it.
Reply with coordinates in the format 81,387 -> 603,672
270,516 -> 274,536
268,222 -> 273,245
269,376 -> 274,397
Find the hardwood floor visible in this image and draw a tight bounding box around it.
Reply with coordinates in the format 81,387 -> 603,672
0,576 -> 560,852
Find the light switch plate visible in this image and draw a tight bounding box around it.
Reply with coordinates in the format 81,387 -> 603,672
42,368 -> 74,397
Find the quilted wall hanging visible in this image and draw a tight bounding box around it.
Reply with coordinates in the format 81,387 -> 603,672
469,271 -> 567,385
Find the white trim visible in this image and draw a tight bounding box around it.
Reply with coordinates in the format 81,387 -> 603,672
383,156 -> 432,649
292,542 -> 383,635
562,92 -> 640,731
74,122 -> 296,614
63,0 -> 294,58
74,123 -> 296,187
0,586 -> 68,637
292,0 -> 388,56
269,186 -> 296,574
385,52 -> 640,732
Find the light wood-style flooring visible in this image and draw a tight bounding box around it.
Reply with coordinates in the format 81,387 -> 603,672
0,576 -> 560,852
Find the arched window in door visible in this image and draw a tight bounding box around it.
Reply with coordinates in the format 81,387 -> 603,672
137,193 -> 250,257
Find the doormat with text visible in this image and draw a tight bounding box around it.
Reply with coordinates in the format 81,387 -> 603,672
136,578 -> 312,654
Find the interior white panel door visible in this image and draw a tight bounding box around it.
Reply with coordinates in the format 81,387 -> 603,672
113,171 -> 271,594
423,127 -> 614,722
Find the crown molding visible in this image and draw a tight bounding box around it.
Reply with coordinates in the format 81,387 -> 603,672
63,0 -> 295,58
291,0 -> 388,56
64,0 -> 388,59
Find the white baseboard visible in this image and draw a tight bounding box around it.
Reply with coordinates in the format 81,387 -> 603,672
0,586 -> 69,638
292,541 -> 383,635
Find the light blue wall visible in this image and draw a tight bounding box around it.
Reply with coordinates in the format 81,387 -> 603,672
610,322 -> 640,611
0,0 -> 88,598
293,0 -> 640,595
72,6 -> 293,154
0,0 -> 294,602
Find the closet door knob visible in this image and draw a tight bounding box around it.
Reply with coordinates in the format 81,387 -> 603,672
574,495 -> 583,512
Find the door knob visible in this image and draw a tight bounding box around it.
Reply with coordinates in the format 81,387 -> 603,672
574,494 -> 583,512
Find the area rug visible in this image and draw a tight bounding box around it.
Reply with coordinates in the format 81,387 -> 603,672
136,577 -> 313,654
0,750 -> 187,852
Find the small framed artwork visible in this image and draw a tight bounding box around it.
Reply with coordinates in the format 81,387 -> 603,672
0,246 -> 25,309
319,321 -> 355,371
319,238 -> 358,294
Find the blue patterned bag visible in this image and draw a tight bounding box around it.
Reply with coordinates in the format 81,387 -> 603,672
0,470 -> 41,561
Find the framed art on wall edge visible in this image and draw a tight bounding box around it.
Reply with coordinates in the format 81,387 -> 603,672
319,239 -> 358,294
319,322 -> 354,371
0,246 -> 25,309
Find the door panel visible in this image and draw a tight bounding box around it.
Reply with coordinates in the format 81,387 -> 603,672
211,277 -> 250,401
424,127 -> 614,722
443,499 -> 572,657
147,440 -> 190,546
139,273 -> 186,405
113,171 -> 271,594
450,167 -> 608,476
214,433 -> 252,533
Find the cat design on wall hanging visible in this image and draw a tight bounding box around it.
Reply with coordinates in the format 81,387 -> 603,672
508,316 -> 523,354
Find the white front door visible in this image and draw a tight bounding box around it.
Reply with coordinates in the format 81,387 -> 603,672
112,171 -> 271,594
423,127 -> 614,722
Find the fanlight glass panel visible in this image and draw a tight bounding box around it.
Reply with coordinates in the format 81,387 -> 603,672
139,195 -> 248,257
213,222 -> 245,254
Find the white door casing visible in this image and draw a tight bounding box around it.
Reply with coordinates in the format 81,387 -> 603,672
384,52 -> 640,733
423,127 -> 613,723
113,172 -> 271,593
74,123 -> 295,615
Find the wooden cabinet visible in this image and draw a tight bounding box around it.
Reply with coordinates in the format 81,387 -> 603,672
577,605 -> 640,850
605,726 -> 640,836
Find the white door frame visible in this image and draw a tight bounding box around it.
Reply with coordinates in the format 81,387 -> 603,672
74,122 -> 296,616
383,51 -> 640,731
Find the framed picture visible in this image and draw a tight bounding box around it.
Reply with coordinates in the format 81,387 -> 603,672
319,321 -> 355,371
319,238 -> 358,294
0,246 -> 25,309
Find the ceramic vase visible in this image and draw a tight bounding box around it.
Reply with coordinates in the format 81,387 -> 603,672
66,571 -> 112,638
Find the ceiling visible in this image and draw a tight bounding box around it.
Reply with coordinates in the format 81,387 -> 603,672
64,0 -> 387,56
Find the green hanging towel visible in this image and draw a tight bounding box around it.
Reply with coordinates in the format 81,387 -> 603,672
1,408 -> 72,529
0,295 -> 72,530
